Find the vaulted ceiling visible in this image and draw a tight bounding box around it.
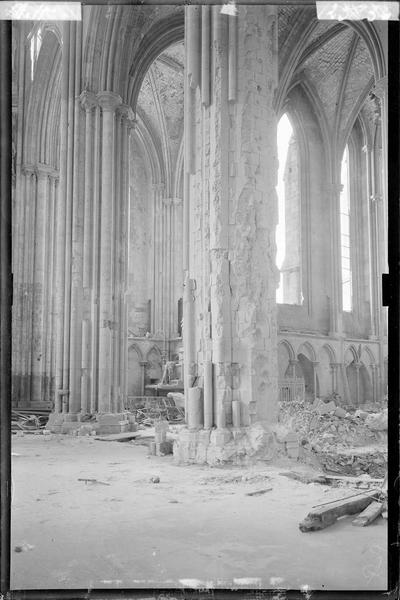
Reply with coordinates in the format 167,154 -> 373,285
277,5 -> 385,151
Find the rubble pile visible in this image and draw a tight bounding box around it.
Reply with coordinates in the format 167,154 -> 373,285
278,397 -> 387,477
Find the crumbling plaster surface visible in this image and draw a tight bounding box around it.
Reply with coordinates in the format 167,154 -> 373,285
188,7 -> 280,429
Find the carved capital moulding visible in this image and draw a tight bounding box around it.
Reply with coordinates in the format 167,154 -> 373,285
118,103 -> 135,122
79,90 -> 97,112
96,90 -> 122,112
372,76 -> 388,100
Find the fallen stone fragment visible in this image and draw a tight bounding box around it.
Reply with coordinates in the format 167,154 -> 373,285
245,488 -> 273,496
14,543 -> 34,553
150,476 -> 160,483
333,406 -> 346,418
94,432 -> 140,442
352,501 -> 383,526
299,491 -> 377,532
78,478 -> 111,486
365,410 -> 388,432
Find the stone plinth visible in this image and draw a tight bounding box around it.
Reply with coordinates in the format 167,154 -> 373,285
173,422 -> 276,466
46,411 -> 132,434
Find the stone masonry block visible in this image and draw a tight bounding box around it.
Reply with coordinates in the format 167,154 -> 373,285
210,428 -> 232,448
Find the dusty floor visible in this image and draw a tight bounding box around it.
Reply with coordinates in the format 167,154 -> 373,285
11,433 -> 387,591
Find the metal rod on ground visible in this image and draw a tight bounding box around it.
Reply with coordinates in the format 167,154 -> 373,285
312,489 -> 382,509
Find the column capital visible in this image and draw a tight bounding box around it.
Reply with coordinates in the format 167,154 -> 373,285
372,76 -> 388,100
22,164 -> 36,177
152,182 -> 165,192
96,91 -> 122,112
139,361 -> 148,367
118,103 -> 134,121
162,197 -> 173,207
330,362 -> 341,369
172,197 -> 183,206
79,90 -> 97,112
288,358 -> 298,365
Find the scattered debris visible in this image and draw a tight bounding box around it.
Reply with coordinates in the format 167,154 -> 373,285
279,397 -> 387,477
14,543 -> 35,553
352,501 -> 383,527
12,410 -> 48,432
95,432 -> 140,442
299,490 -> 378,532
245,488 -> 273,496
78,478 -> 111,486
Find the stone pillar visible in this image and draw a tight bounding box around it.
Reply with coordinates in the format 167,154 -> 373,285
118,106 -> 134,409
46,173 -> 59,404
96,91 -> 121,413
326,182 -> 343,337
79,90 -> 97,415
139,361 -> 148,396
370,193 -> 384,337
31,164 -> 57,403
354,361 -> 361,406
54,21 -> 82,414
330,362 -> 340,394
370,363 -> 377,403
312,361 -> 319,400
175,5 -> 279,464
372,76 -> 388,268
289,358 -> 298,379
19,166 -> 36,404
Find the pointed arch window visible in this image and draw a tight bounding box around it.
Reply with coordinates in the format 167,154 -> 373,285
340,145 -> 352,312
29,26 -> 42,81
276,113 -> 302,305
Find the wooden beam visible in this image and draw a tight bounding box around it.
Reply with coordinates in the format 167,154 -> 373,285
299,491 -> 377,532
352,501 -> 383,527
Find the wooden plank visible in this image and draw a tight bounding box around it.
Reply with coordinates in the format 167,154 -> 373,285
299,491 -> 377,532
352,501 -> 383,527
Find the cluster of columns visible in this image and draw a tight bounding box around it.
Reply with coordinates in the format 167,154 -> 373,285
13,21 -> 136,418
182,5 -> 280,431
13,164 -> 59,406
53,89 -> 134,417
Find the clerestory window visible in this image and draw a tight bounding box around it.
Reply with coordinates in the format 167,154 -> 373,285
340,145 -> 352,312
276,113 -> 302,305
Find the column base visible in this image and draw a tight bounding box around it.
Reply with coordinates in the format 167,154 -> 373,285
46,411 -> 134,435
173,422 -> 276,466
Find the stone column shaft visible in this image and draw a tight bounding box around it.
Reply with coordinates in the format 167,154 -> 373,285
97,91 -> 122,413
326,182 -> 343,336
80,91 -> 96,414
90,104 -> 101,413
